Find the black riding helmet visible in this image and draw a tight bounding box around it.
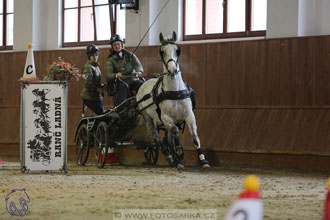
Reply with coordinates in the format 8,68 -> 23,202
110,34 -> 123,45
86,45 -> 99,59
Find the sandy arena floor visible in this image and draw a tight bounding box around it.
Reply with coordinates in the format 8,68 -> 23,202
0,162 -> 328,220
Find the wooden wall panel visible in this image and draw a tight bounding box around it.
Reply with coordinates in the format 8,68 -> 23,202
134,45 -> 163,76
181,108 -> 330,156
311,37 -> 329,104
293,38 -> 309,105
267,39 -> 281,105
327,37 -> 330,99
0,108 -> 20,143
204,42 -> 231,105
179,44 -> 207,107
0,35 -> 330,160
1,35 -> 330,108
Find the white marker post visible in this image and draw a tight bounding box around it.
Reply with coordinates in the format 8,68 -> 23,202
20,43 -> 39,81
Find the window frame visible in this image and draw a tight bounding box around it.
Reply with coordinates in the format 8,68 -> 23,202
62,0 -> 118,47
183,0 -> 266,41
0,0 -> 13,50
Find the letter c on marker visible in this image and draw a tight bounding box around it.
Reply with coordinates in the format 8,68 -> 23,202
26,65 -> 33,74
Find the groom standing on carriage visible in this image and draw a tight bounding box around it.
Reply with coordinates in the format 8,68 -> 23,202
105,34 -> 145,106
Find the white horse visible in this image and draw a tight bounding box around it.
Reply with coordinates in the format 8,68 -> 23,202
136,31 -> 210,169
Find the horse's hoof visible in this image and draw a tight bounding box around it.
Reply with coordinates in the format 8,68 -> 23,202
177,163 -> 185,171
165,155 -> 174,165
201,164 -> 210,169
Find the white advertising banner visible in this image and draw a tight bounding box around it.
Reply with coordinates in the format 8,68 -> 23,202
21,82 -> 67,172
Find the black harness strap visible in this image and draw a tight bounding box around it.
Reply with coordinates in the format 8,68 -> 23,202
151,76 -> 164,122
159,42 -> 180,74
152,76 -> 191,103
138,75 -> 192,105
137,76 -> 192,123
155,89 -> 191,103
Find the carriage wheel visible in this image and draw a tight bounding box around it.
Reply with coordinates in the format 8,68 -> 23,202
94,122 -> 109,169
75,124 -> 90,166
144,146 -> 159,165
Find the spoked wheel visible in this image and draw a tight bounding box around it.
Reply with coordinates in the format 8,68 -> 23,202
75,124 -> 90,166
144,145 -> 159,165
94,122 -> 109,169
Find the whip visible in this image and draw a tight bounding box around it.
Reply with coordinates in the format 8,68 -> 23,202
132,0 -> 170,54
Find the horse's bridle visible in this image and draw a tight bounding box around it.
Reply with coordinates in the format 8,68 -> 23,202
159,42 -> 181,76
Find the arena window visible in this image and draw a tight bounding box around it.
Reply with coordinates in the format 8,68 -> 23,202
0,0 -> 14,50
183,0 -> 267,41
62,0 -> 125,47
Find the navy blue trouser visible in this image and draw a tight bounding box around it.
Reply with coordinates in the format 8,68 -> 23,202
83,99 -> 104,115
115,80 -> 143,106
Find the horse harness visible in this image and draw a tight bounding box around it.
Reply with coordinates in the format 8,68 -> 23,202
152,75 -> 191,104
136,75 -> 193,124
159,42 -> 181,74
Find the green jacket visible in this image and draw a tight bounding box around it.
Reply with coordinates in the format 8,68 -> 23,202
81,60 -> 102,101
105,49 -> 143,84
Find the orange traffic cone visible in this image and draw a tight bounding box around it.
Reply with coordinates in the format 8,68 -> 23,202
224,175 -> 263,220
20,43 -> 39,81
325,178 -> 330,220
0,158 -> 4,165
106,147 -> 120,164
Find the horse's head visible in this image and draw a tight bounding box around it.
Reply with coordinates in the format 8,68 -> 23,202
159,31 -> 181,77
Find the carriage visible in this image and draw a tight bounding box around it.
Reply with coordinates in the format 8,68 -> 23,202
74,97 -> 159,168
74,31 -> 210,170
